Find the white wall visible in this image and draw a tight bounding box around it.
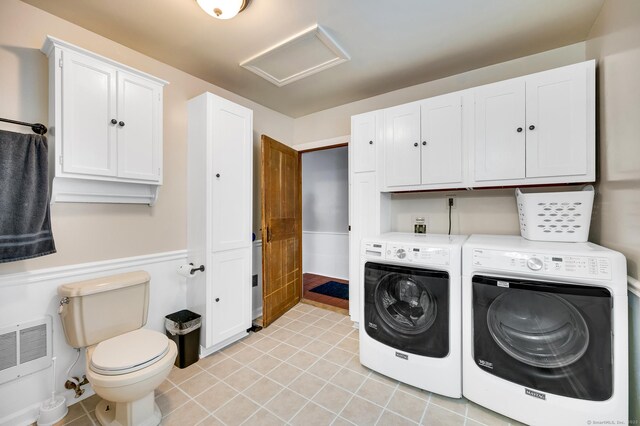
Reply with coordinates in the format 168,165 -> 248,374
0,251 -> 188,426
302,147 -> 349,279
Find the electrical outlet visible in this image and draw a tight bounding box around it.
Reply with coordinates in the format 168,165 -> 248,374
445,195 -> 457,210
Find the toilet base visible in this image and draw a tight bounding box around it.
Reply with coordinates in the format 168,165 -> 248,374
94,393 -> 161,426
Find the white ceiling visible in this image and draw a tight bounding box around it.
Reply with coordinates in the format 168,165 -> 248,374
22,0 -> 604,117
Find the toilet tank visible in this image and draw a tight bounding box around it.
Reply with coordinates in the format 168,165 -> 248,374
57,271 -> 151,348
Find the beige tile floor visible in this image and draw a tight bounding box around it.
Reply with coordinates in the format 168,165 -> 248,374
51,303 -> 523,426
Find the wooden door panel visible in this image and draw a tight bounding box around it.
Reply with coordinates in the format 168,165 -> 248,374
261,135 -> 302,327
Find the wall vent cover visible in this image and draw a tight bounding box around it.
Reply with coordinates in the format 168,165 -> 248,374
0,317 -> 52,384
240,25 -> 350,87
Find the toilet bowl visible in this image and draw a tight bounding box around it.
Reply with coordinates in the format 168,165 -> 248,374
57,271 -> 179,426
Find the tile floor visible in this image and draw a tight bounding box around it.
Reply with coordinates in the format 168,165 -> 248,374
52,303 -> 522,426
302,273 -> 349,311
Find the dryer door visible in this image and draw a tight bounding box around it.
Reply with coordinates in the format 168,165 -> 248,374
472,275 -> 613,401
364,262 -> 449,357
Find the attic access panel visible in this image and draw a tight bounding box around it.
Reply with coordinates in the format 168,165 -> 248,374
240,25 -> 350,87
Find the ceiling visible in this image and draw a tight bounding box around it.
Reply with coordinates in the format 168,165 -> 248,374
22,0 -> 604,118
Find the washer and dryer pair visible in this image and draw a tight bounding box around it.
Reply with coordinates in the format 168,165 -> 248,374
360,233 -> 628,425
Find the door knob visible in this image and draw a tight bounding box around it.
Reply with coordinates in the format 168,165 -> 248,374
529,125 -> 535,130
110,119 -> 117,125
215,298 -> 220,302
517,127 -> 523,133
414,142 -> 419,147
369,140 -> 373,145
422,141 -> 427,146
216,173 -> 220,178
118,121 -> 125,127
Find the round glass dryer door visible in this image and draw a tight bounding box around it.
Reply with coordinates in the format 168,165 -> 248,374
374,273 -> 438,335
486,292 -> 590,368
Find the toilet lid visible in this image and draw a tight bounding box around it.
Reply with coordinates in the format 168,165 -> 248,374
90,329 -> 170,376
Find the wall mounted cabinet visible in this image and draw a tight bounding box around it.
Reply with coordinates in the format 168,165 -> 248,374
42,36 -> 167,204
186,92 -> 253,356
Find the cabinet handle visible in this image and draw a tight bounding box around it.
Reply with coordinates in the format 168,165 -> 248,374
517,127 -> 523,133
216,173 -> 220,178
110,119 -> 117,125
422,141 -> 427,146
529,125 -> 535,130
413,142 -> 419,147
369,140 -> 373,145
215,298 -> 220,302
118,121 -> 125,127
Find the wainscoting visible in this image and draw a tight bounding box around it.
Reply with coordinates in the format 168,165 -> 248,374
302,231 -> 349,280
0,250 -> 188,426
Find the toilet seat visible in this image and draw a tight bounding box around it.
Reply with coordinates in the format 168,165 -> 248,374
90,329 -> 170,376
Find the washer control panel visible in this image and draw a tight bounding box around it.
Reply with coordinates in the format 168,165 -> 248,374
386,244 -> 450,266
472,249 -> 612,280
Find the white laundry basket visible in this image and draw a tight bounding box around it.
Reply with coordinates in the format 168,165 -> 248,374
516,185 -> 594,242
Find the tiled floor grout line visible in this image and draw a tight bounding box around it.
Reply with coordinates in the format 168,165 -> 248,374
417,391 -> 433,425
373,381 -> 401,425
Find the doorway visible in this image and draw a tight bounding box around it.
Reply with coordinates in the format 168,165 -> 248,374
300,144 -> 349,313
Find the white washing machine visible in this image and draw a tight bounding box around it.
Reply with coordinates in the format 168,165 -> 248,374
462,235 -> 628,425
360,232 -> 468,398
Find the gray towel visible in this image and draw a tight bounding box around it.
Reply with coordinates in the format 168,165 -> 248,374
0,130 -> 56,263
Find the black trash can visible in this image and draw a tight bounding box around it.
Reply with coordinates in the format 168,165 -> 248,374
165,310 -> 201,369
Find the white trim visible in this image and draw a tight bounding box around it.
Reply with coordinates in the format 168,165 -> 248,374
304,270 -> 349,281
0,250 -> 187,288
629,276 -> 640,298
302,231 -> 349,237
253,239 -> 262,247
252,306 -> 263,320
294,135 -> 350,152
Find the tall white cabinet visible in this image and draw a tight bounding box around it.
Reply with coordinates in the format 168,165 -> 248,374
349,111 -> 390,324
187,93 -> 253,356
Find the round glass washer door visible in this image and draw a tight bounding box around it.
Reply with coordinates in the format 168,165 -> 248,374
374,273 -> 437,335
487,292 -> 590,368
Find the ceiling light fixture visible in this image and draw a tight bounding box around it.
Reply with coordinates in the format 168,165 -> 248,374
196,0 -> 250,20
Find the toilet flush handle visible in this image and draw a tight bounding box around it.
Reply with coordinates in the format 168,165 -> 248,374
58,297 -> 69,314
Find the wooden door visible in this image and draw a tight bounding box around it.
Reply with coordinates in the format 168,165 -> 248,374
420,93 -> 463,185
525,65 -> 588,178
384,103 -> 421,187
117,70 -> 162,181
62,50 -> 117,177
261,135 -> 302,327
474,79 -> 526,182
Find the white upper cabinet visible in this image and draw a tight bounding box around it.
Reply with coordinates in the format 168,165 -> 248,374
474,79 -> 526,182
43,36 -> 168,205
420,93 -> 463,185
525,64 -> 588,178
351,113 -> 377,173
384,103 -> 421,187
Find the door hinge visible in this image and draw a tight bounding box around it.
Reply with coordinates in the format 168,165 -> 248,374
157,167 -> 161,176
58,58 -> 63,68
58,155 -> 63,166
266,226 -> 272,243
348,225 -> 351,231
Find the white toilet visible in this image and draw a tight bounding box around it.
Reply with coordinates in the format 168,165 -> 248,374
58,271 -> 178,426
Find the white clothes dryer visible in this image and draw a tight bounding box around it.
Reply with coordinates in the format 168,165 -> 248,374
360,232 -> 468,398
462,235 -> 628,425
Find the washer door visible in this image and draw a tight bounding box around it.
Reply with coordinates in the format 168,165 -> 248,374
472,275 -> 613,401
364,262 -> 449,357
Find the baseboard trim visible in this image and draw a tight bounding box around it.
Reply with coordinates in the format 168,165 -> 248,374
0,250 -> 188,288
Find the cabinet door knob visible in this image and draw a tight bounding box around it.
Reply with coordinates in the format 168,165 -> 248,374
517,127 -> 523,133
110,119 -> 117,125
118,121 -> 125,127
422,141 -> 427,146
414,142 -> 419,147
529,125 -> 535,130
369,140 -> 373,145
216,173 -> 220,178
215,298 -> 220,302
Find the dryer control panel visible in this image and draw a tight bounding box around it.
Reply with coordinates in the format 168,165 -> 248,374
472,249 -> 612,280
386,244 -> 450,266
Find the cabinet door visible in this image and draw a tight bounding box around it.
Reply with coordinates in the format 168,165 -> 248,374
384,103 -> 421,187
349,171 -> 378,323
211,98 -> 253,252
525,66 -> 588,178
420,94 -> 463,185
351,113 -> 376,173
61,50 -> 117,177
209,248 -> 251,346
117,71 -> 162,181
474,80 -> 526,181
